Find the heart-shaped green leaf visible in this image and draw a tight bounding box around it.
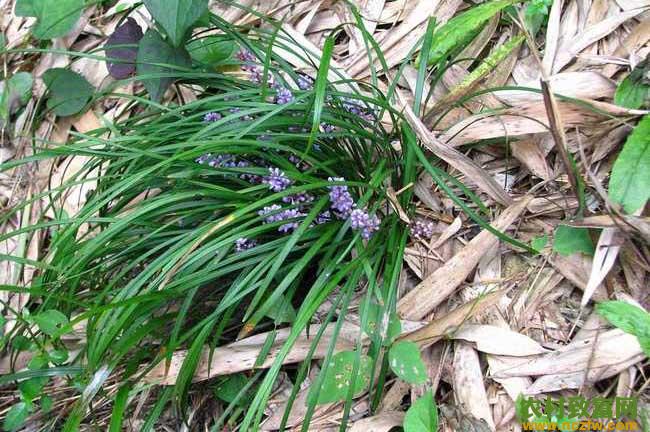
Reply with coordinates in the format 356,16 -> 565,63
32,0 -> 83,40
143,0 -> 208,47
404,390 -> 438,432
317,351 -> 371,404
43,68 -> 94,116
552,225 -> 594,256
14,0 -> 35,17
609,114 -> 650,213
187,35 -> 236,66
136,29 -> 191,101
32,309 -> 69,336
389,340 -> 427,384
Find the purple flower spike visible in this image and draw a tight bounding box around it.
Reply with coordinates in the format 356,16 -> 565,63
411,219 -> 434,240
350,208 -> 381,240
258,205 -> 304,233
327,177 -> 355,218
275,86 -> 294,105
263,167 -> 292,192
235,237 -> 257,252
203,112 -> 222,122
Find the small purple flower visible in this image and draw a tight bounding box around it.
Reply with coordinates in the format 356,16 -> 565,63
275,86 -> 294,105
321,123 -> 337,133
297,74 -> 314,90
235,237 -> 257,252
327,177 -> 355,218
315,210 -> 331,225
411,219 -> 434,240
288,154 -> 309,171
236,49 -> 257,71
196,153 -> 213,164
350,208 -> 381,240
282,191 -> 313,205
277,208 -> 305,233
263,167 -> 292,192
259,204 -> 283,223
203,112 -> 222,122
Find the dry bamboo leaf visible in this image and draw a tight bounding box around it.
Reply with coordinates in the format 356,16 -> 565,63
398,198 -> 530,320
440,99 -> 646,147
510,139 -> 553,180
453,342 -> 496,431
542,0 -> 564,74
402,102 -> 513,206
430,216 -> 462,249
491,329 -> 643,386
581,227 -> 623,307
451,324 -> 549,356
145,321 -> 360,385
602,19 -> 650,77
486,355 -> 532,403
553,9 -> 645,72
400,289 -> 509,345
349,412 -> 405,432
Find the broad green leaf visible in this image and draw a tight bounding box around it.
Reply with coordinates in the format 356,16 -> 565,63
32,0 -> 83,40
615,62 -> 649,109
136,29 -> 191,101
531,234 -> 548,253
317,351 -> 371,404
187,35 -> 236,66
32,309 -> 69,336
14,0 -> 35,17
143,0 -> 208,47
27,354 -> 48,370
609,114 -> 650,213
265,293 -> 295,323
524,0 -> 552,35
3,402 -> 31,432
213,373 -> 256,406
48,349 -> 69,364
360,301 -> 381,336
425,0 -> 518,66
40,395 -> 53,413
42,68 -> 94,116
596,301 -> 650,356
389,340 -> 427,384
404,390 -> 438,432
552,225 -> 594,256
0,72 -> 33,121
18,377 -> 48,403
386,313 -> 402,344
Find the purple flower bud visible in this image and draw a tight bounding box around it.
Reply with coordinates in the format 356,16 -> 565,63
315,210 -> 331,225
203,112 -> 222,122
263,167 -> 292,192
275,86 -> 294,105
236,49 -> 257,71
282,191 -> 313,205
258,205 -> 304,233
321,123 -> 337,133
411,219 -> 434,239
327,177 -> 355,218
350,208 -> 381,239
235,237 -> 257,252
297,74 -> 314,90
